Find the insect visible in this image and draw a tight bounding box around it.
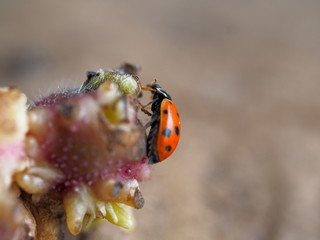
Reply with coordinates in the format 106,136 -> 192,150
140,83 -> 181,164
79,63 -> 141,95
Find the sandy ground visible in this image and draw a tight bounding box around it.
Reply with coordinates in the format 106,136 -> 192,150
1,1 -> 320,239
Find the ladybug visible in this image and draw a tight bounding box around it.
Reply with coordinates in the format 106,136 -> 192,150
144,83 -> 181,164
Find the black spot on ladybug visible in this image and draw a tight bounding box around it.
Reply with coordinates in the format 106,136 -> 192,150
169,101 -> 173,105
177,112 -> 180,117
162,128 -> 172,137
163,110 -> 168,114
175,126 -> 180,135
165,145 -> 172,152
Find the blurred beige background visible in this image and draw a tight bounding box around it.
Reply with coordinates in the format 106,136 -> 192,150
1,1 -> 320,239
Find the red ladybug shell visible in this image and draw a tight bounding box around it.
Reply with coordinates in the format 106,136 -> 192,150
157,99 -> 180,161
146,83 -> 181,164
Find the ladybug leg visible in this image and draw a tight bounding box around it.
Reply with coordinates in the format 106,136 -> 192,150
137,100 -> 155,116
138,100 -> 153,109
141,108 -> 152,116
143,120 -> 152,130
143,113 -> 158,130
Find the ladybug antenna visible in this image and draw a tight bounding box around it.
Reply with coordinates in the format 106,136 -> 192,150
146,79 -> 157,88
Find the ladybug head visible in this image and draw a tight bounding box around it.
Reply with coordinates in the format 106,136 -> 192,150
150,83 -> 172,101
